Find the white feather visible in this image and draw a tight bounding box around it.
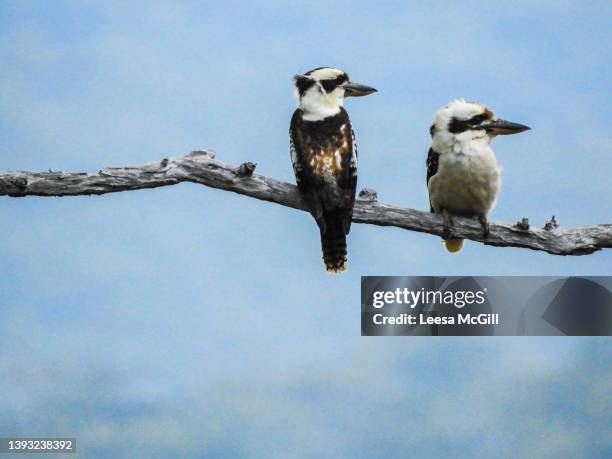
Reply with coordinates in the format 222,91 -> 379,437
429,100 -> 502,217
297,84 -> 344,121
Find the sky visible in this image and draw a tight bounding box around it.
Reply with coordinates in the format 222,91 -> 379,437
0,1 -> 611,457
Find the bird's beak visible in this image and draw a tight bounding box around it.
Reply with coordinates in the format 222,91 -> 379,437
342,81 -> 377,97
481,118 -> 531,135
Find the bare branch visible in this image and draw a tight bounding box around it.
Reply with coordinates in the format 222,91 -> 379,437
1,150 -> 610,256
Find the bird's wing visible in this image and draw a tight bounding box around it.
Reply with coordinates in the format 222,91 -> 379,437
290,110 -> 324,225
426,147 -> 440,212
341,125 -> 358,234
289,109 -> 357,234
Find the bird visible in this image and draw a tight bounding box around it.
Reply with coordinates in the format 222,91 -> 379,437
289,67 -> 377,272
426,99 -> 530,253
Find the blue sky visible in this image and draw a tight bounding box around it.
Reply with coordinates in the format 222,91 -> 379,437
0,1 -> 610,457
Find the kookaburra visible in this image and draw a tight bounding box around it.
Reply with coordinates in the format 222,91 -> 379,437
427,99 -> 530,252
290,67 -> 377,272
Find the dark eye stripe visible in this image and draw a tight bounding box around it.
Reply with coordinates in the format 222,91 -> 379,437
470,114 -> 486,124
448,110 -> 493,133
448,117 -> 469,133
320,74 -> 349,93
295,73 -> 349,96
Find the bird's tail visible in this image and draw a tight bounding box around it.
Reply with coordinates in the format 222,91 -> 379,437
444,238 -> 464,253
320,214 -> 348,273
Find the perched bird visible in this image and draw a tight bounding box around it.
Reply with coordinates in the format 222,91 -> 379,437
426,99 -> 530,252
290,67 -> 377,272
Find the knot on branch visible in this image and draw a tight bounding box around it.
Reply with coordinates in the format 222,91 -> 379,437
234,162 -> 257,177
358,187 -> 378,202
544,215 -> 559,231
13,177 -> 28,190
515,217 -> 530,230
6,176 -> 28,196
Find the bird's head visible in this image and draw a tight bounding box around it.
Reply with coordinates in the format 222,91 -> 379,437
430,99 -> 530,153
293,67 -> 377,121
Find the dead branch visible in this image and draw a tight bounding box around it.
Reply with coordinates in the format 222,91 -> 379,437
1,150 -> 610,256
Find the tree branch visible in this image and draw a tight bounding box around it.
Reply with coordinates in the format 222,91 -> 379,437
1,150 -> 610,256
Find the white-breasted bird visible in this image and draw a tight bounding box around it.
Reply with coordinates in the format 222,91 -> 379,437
426,99 -> 530,252
290,67 -> 377,272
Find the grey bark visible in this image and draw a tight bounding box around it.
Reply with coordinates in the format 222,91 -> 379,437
1,150 -> 610,256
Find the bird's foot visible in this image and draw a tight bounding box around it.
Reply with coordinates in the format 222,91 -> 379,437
442,209 -> 453,239
478,215 -> 490,237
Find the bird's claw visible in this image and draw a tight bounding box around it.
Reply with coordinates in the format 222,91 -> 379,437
442,209 -> 453,239
479,215 -> 490,237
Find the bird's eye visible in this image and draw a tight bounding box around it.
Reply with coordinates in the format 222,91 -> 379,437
471,114 -> 485,125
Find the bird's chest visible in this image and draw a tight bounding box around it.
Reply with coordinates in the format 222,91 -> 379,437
308,147 -> 344,179
303,133 -> 349,179
429,151 -> 501,216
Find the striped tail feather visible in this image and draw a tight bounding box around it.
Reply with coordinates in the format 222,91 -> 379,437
320,215 -> 348,273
